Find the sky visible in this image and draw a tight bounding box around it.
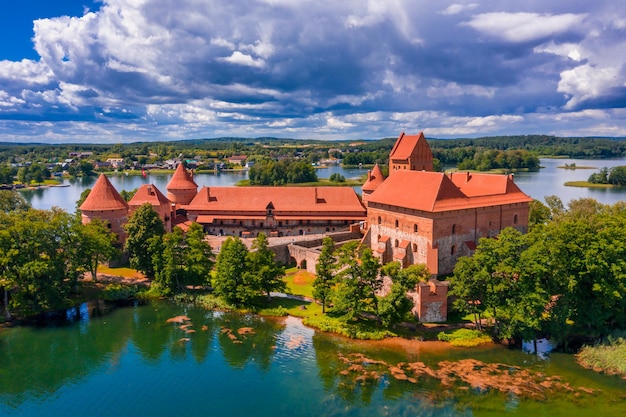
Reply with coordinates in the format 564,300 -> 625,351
0,0 -> 625,143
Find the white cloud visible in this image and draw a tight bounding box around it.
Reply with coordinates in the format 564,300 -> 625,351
558,64 -> 622,109
440,3 -> 478,16
534,42 -> 585,62
465,12 -> 587,43
218,51 -> 266,68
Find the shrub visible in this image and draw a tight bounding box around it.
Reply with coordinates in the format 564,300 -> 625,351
437,328 -> 492,347
577,334 -> 626,377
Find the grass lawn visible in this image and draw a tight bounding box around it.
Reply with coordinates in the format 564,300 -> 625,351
97,265 -> 146,279
565,181 -> 615,188
284,267 -> 316,298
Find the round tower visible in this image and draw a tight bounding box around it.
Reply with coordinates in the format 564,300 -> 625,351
361,163 -> 385,206
79,174 -> 129,244
166,163 -> 198,205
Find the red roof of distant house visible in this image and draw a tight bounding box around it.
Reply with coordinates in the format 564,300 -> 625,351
389,131 -> 430,161
128,184 -> 171,207
185,186 -> 366,216
362,164 -> 385,192
368,171 -> 532,212
167,163 -> 197,191
80,174 -> 129,211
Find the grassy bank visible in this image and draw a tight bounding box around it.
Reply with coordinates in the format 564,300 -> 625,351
564,181 -> 615,188
577,334 -> 626,378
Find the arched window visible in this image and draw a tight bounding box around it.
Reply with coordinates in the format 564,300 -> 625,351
513,214 -> 518,224
395,219 -> 399,228
451,245 -> 456,255
395,239 -> 399,247
451,224 -> 456,234
377,216 -> 382,225
413,224 -> 418,233
412,243 -> 417,252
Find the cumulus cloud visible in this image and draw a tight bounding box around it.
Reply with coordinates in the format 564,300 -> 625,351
0,0 -> 624,142
465,12 -> 587,43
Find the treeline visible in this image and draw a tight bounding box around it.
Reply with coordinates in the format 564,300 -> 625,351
451,196 -> 626,349
429,135 -> 626,158
248,159 -> 317,185
588,166 -> 626,185
0,192 -> 118,318
122,204 -> 286,302
456,149 -> 539,171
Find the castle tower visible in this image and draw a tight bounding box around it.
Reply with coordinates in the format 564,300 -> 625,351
79,174 -> 129,244
388,131 -> 433,174
361,163 -> 385,206
128,184 -> 173,232
166,163 -> 198,206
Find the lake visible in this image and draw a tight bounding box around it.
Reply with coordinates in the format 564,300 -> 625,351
1,300 -> 625,417
19,159 -> 626,212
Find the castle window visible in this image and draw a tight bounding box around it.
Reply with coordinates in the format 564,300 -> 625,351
413,243 -> 417,252
395,239 -> 399,247
395,220 -> 399,228
377,216 -> 382,225
451,245 -> 456,255
413,224 -> 418,233
513,214 -> 518,224
451,224 -> 456,234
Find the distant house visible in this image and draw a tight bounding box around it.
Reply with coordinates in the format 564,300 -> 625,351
228,155 -> 247,165
94,161 -> 112,170
106,158 -> 125,169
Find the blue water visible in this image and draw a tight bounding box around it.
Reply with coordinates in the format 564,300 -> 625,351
1,300 -> 625,417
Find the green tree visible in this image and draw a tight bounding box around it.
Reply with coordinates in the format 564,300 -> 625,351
124,203 -> 165,278
183,223 -> 214,288
314,237 -> 335,313
76,189 -> 91,211
0,190 -> 30,213
379,262 -> 430,327
213,237 -> 253,305
248,233 -> 285,300
76,217 -> 119,282
332,242 -> 382,319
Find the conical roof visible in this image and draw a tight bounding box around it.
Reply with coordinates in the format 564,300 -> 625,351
362,164 -> 385,192
166,163 -> 198,191
80,174 -> 129,211
128,184 -> 171,207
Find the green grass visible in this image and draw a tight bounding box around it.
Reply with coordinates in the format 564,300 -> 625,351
437,328 -> 493,347
577,334 -> 626,377
303,314 -> 395,340
564,181 -> 615,188
97,265 -> 145,279
284,269 -> 315,298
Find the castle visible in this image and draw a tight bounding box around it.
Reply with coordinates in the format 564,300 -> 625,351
80,132 -> 532,322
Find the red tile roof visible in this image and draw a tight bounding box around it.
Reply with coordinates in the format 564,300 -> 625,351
389,131 -> 430,161
80,174 -> 128,211
362,164 -> 385,192
128,184 -> 171,207
368,171 -> 532,212
166,164 -> 197,191
185,186 -> 366,216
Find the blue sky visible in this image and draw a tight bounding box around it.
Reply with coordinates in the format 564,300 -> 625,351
0,0 -> 625,143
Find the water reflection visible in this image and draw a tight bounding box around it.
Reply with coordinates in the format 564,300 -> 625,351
1,301 -> 626,417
